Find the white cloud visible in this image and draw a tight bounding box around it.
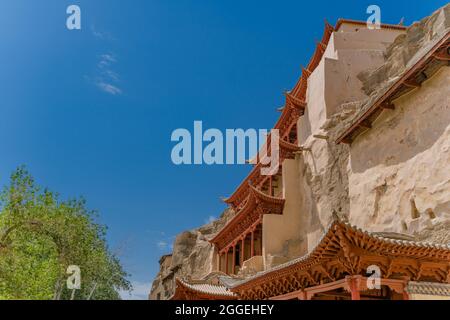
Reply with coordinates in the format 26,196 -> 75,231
89,52 -> 123,95
205,215 -> 216,224
120,280 -> 150,300
103,69 -> 119,82
98,54 -> 117,68
96,81 -> 122,95
91,26 -> 116,41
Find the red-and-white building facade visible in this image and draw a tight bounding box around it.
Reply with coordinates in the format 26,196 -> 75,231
171,7 -> 450,301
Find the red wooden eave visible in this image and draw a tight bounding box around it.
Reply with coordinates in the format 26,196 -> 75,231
223,21 -> 334,209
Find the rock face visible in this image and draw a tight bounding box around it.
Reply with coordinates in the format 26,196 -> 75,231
149,208 -> 235,300
295,4 -> 450,250
343,4 -> 450,235
359,4 -> 449,96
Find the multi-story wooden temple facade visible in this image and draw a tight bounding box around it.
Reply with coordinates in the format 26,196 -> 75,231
160,4 -> 450,301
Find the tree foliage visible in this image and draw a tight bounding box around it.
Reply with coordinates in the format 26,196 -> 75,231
0,167 -> 131,300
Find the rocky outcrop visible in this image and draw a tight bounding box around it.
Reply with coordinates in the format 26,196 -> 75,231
149,208 -> 235,300
358,3 -> 449,95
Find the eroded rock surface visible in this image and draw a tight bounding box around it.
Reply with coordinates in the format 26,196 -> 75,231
358,4 -> 450,96
149,208 -> 235,299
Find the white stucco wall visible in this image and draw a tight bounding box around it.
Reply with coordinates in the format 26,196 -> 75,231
299,26 -> 404,146
262,158 -> 305,268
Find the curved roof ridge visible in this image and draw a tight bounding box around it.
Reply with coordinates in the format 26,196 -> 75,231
248,183 -> 285,204
176,278 -> 237,297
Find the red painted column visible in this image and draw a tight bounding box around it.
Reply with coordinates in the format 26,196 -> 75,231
402,287 -> 409,300
241,238 -> 245,266
250,231 -> 255,257
351,288 -> 360,300
298,291 -> 307,300
349,278 -> 361,300
232,245 -> 236,275
225,250 -> 228,274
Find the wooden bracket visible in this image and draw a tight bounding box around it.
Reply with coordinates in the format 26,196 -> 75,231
358,120 -> 372,129
433,49 -> 450,61
313,134 -> 329,140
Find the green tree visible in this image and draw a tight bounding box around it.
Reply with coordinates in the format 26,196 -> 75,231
0,166 -> 131,300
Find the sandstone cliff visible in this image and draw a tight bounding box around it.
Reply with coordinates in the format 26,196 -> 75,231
359,3 -> 449,95
149,208 -> 235,300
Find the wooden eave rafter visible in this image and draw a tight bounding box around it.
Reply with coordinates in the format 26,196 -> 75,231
224,21 -> 335,209
213,190 -> 259,249
279,138 -> 301,159
336,33 -> 450,145
212,183 -> 285,251
249,183 -> 285,206
302,67 -> 312,77
284,92 -> 307,111
259,130 -> 301,156
274,100 -> 302,138
290,21 -> 334,98
223,128 -> 300,209
222,163 -> 261,208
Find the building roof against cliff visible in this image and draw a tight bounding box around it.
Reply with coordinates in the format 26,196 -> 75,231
336,4 -> 450,144
230,214 -> 450,292
334,19 -> 407,31
406,281 -> 450,296
173,278 -> 237,299
210,182 -> 285,251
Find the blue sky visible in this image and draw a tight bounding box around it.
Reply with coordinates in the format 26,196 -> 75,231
0,0 -> 447,299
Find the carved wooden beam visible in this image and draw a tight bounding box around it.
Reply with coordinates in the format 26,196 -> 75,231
403,79 -> 421,88
433,49 -> 450,61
